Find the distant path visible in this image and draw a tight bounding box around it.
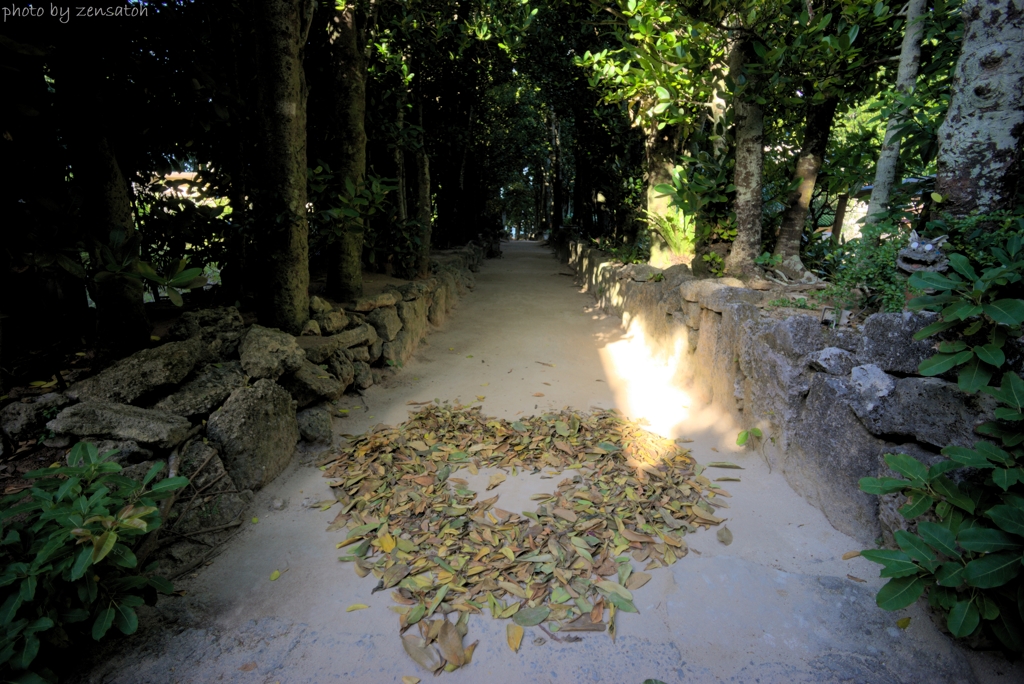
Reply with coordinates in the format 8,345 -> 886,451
84,241 -> 1014,684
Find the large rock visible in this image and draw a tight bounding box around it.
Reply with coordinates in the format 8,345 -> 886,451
296,324 -> 377,364
309,296 -> 333,315
327,353 -> 355,389
317,310 -> 349,335
852,373 -> 999,448
397,298 -> 430,345
353,361 -> 373,390
1,393 -> 68,442
788,375 -> 885,544
152,361 -> 246,418
206,379 -> 299,491
352,291 -> 399,312
807,347 -> 857,376
47,401 -> 191,448
366,306 -> 403,342
67,337 -> 207,405
239,326 -> 305,380
280,359 -> 344,408
296,405 -> 332,444
857,312 -> 938,374
167,441 -> 249,551
167,306 -> 246,358
761,314 -> 826,359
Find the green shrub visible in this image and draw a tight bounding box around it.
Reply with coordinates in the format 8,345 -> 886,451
823,213 -> 915,313
0,443 -> 188,682
858,239 -> 1024,654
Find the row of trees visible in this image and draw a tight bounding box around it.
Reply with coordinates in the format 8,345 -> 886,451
2,0 -> 1022,377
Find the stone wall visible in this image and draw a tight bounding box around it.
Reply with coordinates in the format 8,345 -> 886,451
567,243 -> 995,545
1,245 -> 483,575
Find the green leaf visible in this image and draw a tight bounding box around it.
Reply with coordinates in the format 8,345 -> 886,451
947,254 -> 978,282
909,270 -> 958,291
859,477 -> 910,495
899,493 -> 935,519
92,531 -> 118,563
113,603 -> 139,635
918,350 -> 973,376
958,358 -> 993,393
875,576 -> 927,611
167,288 -> 183,307
984,300 -> 1024,325
605,591 -> 638,613
947,599 -> 980,637
917,521 -> 959,558
943,446 -> 994,469
860,549 -> 921,578
975,441 -> 1013,465
150,476 -> 190,493
974,343 -> 1006,368
512,605 -> 550,626
993,467 -> 1022,491
963,552 -> 1021,588
70,546 -> 92,581
958,527 -> 1021,553
982,372 -> 1024,409
894,530 -> 937,570
736,430 -> 749,446
92,607 -> 115,640
884,453 -> 928,482
0,593 -> 23,624
987,504 -> 1024,535
911,319 -> 957,339
935,561 -> 965,587
931,476 -> 975,514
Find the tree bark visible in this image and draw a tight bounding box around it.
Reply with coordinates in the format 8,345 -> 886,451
646,124 -> 680,268
831,193 -> 849,246
323,3 -> 368,301
723,37 -> 765,277
409,99 -> 432,278
772,96 -> 839,276
865,0 -> 927,223
550,113 -> 564,239
253,0 -> 312,333
934,0 -> 1024,219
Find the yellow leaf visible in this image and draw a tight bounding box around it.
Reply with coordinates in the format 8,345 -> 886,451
150,335 -> 161,341
402,678 -> 421,684
507,623 -> 524,652
841,550 -> 860,560
251,517 -> 258,524
500,547 -> 515,562
380,533 -> 397,553
896,617 -> 911,630
269,570 -> 281,581
476,396 -> 486,401
336,537 -> 364,549
346,604 -> 370,612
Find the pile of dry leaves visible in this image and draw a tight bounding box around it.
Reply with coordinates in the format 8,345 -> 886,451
319,401 -> 739,675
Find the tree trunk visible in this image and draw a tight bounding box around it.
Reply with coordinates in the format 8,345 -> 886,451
409,99 -> 432,278
253,0 -> 312,333
773,96 -> 839,277
646,124 -> 680,268
550,114 -> 564,238
394,94 -> 408,225
865,0 -> 927,223
324,3 -> 368,301
723,38 -> 765,277
831,193 -> 849,246
934,0 -> 1024,219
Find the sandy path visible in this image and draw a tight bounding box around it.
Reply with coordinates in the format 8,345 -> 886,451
86,242 -> 1019,683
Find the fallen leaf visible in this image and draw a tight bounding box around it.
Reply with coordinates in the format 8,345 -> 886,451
487,473 -> 506,490
269,570 -> 281,581
625,572 -> 651,590
847,574 -> 867,583
402,635 -> 442,672
346,604 -> 370,612
896,617 -> 911,630
563,614 -> 606,632
402,677 -> 421,684
437,621 -> 465,667
552,508 -> 578,522
238,662 -> 257,672
706,461 -> 744,469
513,605 -> 550,626
382,564 -> 410,588
536,361 -> 553,367
841,550 -> 861,560
532,392 -> 545,397
717,526 -> 733,546
507,623 -> 524,652
251,517 -> 259,524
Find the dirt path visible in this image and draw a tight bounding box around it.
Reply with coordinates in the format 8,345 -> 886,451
86,242 -> 1018,683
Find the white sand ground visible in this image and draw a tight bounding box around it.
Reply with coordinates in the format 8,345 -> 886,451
83,241 -> 1023,684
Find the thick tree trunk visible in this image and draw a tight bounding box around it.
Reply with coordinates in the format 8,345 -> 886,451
773,96 -> 839,277
866,0 -> 927,223
394,95 -> 408,225
723,38 -> 765,277
646,124 -> 680,268
409,100 -> 432,278
935,0 -> 1024,219
831,193 -> 849,246
253,0 -> 312,333
550,114 -> 564,237
324,4 -> 368,301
